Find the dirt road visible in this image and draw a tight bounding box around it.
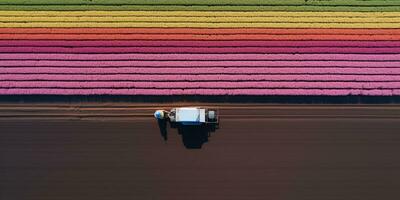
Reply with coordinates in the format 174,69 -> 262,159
1,104 -> 400,199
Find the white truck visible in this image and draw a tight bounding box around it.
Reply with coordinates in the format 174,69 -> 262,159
155,107 -> 219,130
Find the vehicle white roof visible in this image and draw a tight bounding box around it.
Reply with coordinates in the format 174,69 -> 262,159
175,107 -> 205,123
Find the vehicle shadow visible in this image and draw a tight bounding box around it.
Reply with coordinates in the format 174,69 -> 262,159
157,121 -> 216,149
156,119 -> 168,141
177,125 -> 209,149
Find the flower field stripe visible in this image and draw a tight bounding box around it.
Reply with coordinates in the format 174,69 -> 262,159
2,67 -> 400,75
4,16 -> 400,23
0,89 -> 399,96
3,22 -> 400,28
3,41 -> 400,47
1,54 -> 400,61
3,5 -> 400,12
3,34 -> 400,40
2,11 -> 400,17
1,74 -> 399,82
3,81 -> 400,90
3,1 -> 400,6
2,47 -> 400,54
3,28 -> 400,35
3,60 -> 400,68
